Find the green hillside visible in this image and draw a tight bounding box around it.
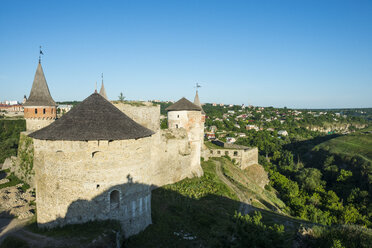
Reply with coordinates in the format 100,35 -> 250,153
315,126 -> 372,163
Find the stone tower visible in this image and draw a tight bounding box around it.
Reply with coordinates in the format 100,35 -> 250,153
23,62 -> 56,131
194,90 -> 206,148
166,97 -> 204,177
29,93 -> 154,237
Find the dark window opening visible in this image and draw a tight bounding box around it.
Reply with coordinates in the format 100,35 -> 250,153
234,151 -> 238,156
110,190 -> 120,210
176,124 -> 178,128
96,184 -> 100,189
217,151 -> 221,155
43,108 -> 46,114
35,109 -> 37,114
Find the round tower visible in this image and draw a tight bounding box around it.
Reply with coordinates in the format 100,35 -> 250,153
23,62 -> 56,131
166,97 -> 204,177
29,93 -> 154,237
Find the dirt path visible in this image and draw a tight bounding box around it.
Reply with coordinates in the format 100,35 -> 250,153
214,160 -> 252,214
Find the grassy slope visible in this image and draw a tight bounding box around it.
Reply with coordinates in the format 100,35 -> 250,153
315,126 -> 372,162
218,157 -> 288,213
126,159 -> 307,247
125,160 -> 240,247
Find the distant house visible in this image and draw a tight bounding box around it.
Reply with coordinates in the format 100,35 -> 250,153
246,124 -> 259,131
210,125 -> 218,132
267,128 -> 275,132
226,137 -> 236,144
278,130 -> 288,136
58,104 -> 73,113
234,124 -> 241,129
205,132 -> 216,140
228,110 -> 235,114
238,133 -> 246,137
0,104 -> 23,112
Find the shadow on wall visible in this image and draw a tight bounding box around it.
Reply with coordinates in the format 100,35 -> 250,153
36,176 -> 154,238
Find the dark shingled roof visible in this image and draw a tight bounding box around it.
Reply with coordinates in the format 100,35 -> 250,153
24,63 -> 56,107
29,93 -> 154,141
165,97 -> 202,112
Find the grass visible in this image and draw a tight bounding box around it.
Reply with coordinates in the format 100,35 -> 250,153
27,220 -> 121,240
0,236 -> 29,248
0,170 -> 30,191
217,157 -> 288,213
204,141 -> 236,150
125,160 -> 240,247
315,126 -> 372,162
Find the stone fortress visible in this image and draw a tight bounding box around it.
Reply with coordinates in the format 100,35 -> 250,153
11,60 -> 258,237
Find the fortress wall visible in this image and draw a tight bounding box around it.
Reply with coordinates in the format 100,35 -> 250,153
205,147 -> 258,170
5,132 -> 35,187
167,110 -> 204,177
113,103 -> 160,132
149,129 -> 196,186
33,137 -> 153,237
241,147 -> 259,169
26,119 -> 55,131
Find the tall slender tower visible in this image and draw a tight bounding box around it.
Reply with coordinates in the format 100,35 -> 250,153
23,61 -> 56,131
166,98 -> 204,177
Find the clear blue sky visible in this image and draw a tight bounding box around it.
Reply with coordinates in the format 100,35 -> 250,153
0,0 -> 371,108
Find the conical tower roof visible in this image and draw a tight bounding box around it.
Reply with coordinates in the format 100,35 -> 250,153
29,93 -> 154,141
24,62 -> 56,106
99,82 -> 108,100
165,97 -> 201,112
193,90 -> 205,115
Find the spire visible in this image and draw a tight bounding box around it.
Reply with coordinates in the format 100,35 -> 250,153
24,62 -> 56,106
194,89 -> 205,115
39,46 -> 44,64
99,73 -> 108,100
194,90 -> 201,106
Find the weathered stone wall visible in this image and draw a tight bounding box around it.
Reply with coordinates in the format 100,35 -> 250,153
113,102 -> 160,132
26,119 -> 54,131
168,110 -> 204,177
203,147 -> 258,169
33,137 -> 153,237
241,147 -> 259,169
149,129 -> 196,186
6,132 -> 35,187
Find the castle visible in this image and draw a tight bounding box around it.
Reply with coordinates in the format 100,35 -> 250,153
23,61 -> 205,237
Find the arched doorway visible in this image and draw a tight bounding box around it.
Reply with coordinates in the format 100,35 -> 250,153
110,190 -> 120,210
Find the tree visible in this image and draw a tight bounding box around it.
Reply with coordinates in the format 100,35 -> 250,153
296,168 -> 325,192
118,92 -> 125,102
